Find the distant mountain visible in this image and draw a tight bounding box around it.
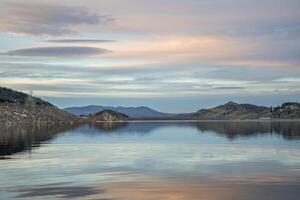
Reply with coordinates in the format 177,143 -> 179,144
0,86 -> 79,123
89,109 -> 129,122
192,101 -> 271,120
64,101 -> 300,121
64,105 -> 174,119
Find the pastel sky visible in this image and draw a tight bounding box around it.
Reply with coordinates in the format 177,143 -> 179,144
0,0 -> 299,112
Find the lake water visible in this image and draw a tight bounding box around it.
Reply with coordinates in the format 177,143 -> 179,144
0,121 -> 300,200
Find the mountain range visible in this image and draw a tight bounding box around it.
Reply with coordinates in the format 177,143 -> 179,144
64,105 -> 174,119
64,101 -> 300,120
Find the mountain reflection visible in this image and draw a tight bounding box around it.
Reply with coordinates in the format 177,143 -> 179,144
194,121 -> 300,140
89,121 -> 300,140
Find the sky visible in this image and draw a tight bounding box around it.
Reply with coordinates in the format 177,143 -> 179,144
0,0 -> 299,112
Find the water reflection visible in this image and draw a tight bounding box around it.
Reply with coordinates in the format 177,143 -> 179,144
0,123 -> 80,157
194,121 -> 300,140
89,121 -> 300,140
14,185 -> 104,199
0,121 -> 300,200
90,122 -> 128,132
1,121 -> 300,157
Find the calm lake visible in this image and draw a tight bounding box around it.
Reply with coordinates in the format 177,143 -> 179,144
1,121 -> 300,200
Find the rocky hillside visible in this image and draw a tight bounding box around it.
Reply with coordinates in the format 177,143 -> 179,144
89,109 -> 129,122
192,101 -> 300,120
192,101 -> 271,120
0,87 -> 79,123
271,102 -> 300,119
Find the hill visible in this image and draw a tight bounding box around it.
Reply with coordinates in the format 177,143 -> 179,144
192,101 -> 271,120
271,102 -> 300,119
89,109 -> 129,122
0,87 -> 52,106
0,87 -> 79,123
64,105 -> 174,119
192,101 -> 300,120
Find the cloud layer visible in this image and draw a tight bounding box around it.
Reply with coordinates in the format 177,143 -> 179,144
0,0 -> 299,111
0,3 -> 114,36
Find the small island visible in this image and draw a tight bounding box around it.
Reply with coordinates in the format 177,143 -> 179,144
89,109 -> 129,122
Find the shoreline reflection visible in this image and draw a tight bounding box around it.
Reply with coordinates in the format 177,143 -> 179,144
1,121 -> 300,157
0,123 -> 80,157
0,121 -> 300,200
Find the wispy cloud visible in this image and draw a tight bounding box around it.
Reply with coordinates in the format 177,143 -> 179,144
3,47 -> 108,57
44,39 -> 115,43
213,86 -> 244,90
